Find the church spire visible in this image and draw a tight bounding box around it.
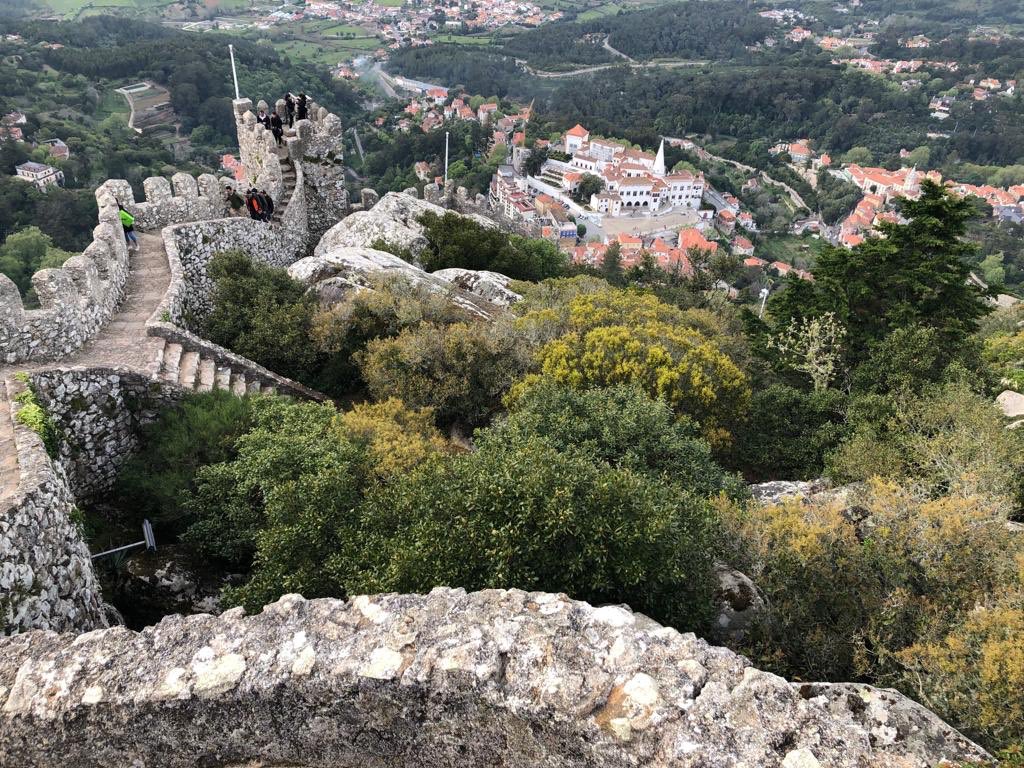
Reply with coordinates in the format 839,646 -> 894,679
654,138 -> 666,176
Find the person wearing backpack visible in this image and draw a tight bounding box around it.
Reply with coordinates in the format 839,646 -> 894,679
246,189 -> 262,220
118,204 -> 138,251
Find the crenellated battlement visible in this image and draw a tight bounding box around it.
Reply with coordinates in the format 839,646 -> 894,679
0,172 -> 228,365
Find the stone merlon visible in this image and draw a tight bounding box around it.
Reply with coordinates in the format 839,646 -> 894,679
0,588 -> 990,767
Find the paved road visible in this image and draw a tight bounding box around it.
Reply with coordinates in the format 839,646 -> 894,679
602,36 -> 636,64
519,58 -> 707,78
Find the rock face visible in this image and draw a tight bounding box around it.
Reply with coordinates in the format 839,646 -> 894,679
0,588 -> 989,768
289,246 -> 514,320
315,191 -> 496,260
432,268 -> 521,308
712,563 -> 765,642
997,390 -> 1024,418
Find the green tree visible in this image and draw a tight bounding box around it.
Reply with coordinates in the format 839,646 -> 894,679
114,391 -> 254,533
841,146 -> 874,165
0,226 -> 73,301
768,182 -> 990,373
358,422 -> 722,631
201,250 -> 322,384
572,172 -> 604,204
600,240 -> 623,284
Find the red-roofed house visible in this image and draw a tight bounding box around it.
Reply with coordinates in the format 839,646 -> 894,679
731,236 -> 755,256
564,124 -> 589,153
477,102 -> 499,123
678,228 -> 718,254
717,208 -> 736,233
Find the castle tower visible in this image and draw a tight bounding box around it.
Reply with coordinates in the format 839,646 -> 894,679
654,139 -> 666,177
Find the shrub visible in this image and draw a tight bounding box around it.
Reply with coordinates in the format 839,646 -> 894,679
357,425 -> 722,631
720,480 -> 1023,752
309,273 -> 473,393
529,321 -> 749,447
114,390 -> 254,532
828,380 -> 1024,511
417,210 -> 567,281
13,383 -> 57,457
202,250 -> 322,383
358,318 -> 533,429
501,380 -> 745,499
727,384 -> 848,482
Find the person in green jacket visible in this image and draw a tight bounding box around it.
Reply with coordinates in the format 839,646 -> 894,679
118,204 -> 138,251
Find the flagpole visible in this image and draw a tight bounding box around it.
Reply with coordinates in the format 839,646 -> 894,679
229,44 -> 240,100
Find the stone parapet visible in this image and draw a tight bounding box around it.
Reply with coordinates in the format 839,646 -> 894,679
0,375 -> 107,635
0,588 -> 991,767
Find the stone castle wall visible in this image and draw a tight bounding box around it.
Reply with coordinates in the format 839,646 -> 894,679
28,368 -> 181,501
1,93 -> 349,637
0,588 -> 991,767
1,375 -> 107,635
0,173 -> 228,365
157,162 -> 309,329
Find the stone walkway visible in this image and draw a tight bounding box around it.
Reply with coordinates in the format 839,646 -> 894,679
0,232 -> 170,502
60,231 -> 169,372
0,380 -> 17,504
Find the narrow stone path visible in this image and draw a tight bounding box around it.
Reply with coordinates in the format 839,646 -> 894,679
0,231 -> 171,499
0,380 -> 18,503
60,231 -> 169,372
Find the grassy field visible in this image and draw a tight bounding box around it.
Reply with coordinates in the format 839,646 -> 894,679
321,24 -> 372,36
757,233 -> 830,270
578,3 -> 626,21
375,0 -> 404,6
39,0 -> 248,19
431,33 -> 495,45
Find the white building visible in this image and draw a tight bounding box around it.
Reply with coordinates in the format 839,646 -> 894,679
15,161 -> 63,191
562,130 -> 704,216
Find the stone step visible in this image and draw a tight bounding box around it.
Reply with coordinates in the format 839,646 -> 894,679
177,351 -> 199,389
161,343 -> 183,383
230,372 -> 248,397
214,366 -> 232,391
196,358 -> 216,393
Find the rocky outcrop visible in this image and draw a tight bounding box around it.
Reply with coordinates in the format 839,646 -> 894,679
997,390 -> 1024,419
712,563 -> 765,642
289,246 -> 509,320
432,268 -> 521,307
315,191 -> 495,259
748,479 -> 832,505
0,588 -> 990,767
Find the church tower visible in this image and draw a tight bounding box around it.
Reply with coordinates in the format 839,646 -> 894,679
654,138 -> 666,177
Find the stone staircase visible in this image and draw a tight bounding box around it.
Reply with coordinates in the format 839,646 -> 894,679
273,157 -> 297,226
155,341 -> 278,397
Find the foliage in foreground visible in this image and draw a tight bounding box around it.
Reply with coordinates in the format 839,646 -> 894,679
719,480 -> 1023,753
173,386 -> 728,632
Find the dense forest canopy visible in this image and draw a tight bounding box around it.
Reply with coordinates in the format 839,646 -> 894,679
503,0 -> 774,69
0,17 -> 361,144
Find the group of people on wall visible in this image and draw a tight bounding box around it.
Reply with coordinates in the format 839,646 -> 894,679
225,186 -> 275,222
255,92 -> 309,147
117,93 -> 311,246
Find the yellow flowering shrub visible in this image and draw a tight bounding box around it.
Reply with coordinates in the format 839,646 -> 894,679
335,398 -> 450,479
533,320 -> 749,447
